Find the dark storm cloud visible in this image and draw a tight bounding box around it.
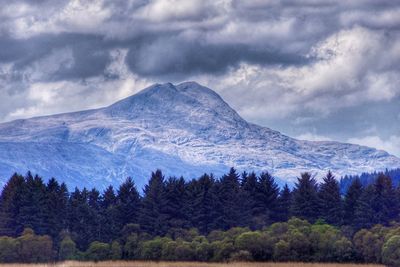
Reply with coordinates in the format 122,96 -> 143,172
0,0 -> 320,80
0,34 -> 112,81
1,0 -> 399,79
125,38 -> 309,77
0,32 -> 309,82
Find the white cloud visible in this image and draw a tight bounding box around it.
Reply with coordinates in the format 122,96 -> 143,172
3,49 -> 152,121
296,133 -> 332,142
348,135 -> 400,157
197,26 -> 400,123
340,7 -> 400,29
135,0 -> 218,22
4,0 -> 112,38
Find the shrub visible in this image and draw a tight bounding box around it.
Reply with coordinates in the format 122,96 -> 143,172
211,240 -> 235,261
161,240 -> 178,260
194,241 -> 213,261
353,229 -> 383,263
235,231 -> 273,260
268,222 -> 289,238
85,241 -> 110,261
123,233 -> 140,259
229,250 -> 253,261
382,235 -> 400,266
110,241 -> 122,260
17,228 -> 53,263
333,237 -> 355,262
273,240 -> 290,261
287,229 -> 311,261
59,236 -> 77,260
175,241 -> 195,261
0,237 -> 19,262
140,237 -> 169,260
309,223 -> 340,262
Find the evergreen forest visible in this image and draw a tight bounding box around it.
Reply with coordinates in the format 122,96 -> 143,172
1,168 -> 400,265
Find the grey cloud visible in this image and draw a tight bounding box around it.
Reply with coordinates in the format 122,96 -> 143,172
1,0 -> 399,79
0,34 -> 113,81
125,37 -> 309,78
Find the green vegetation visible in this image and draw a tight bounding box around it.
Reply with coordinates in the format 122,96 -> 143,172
0,218 -> 400,265
0,168 -> 399,264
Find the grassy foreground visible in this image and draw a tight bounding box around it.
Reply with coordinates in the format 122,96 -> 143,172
0,262 -> 384,267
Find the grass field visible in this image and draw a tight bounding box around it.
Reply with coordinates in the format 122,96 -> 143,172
0,262 -> 384,267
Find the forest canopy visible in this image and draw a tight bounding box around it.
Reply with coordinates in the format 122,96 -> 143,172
0,168 -> 400,265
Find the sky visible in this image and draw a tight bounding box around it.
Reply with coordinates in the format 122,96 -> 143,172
0,0 -> 399,156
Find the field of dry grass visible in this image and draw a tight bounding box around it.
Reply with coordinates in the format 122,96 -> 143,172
0,261 -> 385,267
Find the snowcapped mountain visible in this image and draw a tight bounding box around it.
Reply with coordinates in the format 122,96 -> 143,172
0,82 -> 399,190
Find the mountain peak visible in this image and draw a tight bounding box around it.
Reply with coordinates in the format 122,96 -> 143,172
136,81 -> 219,99
105,82 -> 243,122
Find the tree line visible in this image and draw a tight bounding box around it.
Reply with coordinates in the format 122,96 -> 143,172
0,168 -> 400,264
340,168 -> 400,193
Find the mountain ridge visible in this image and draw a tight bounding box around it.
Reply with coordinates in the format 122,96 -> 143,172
0,82 -> 398,189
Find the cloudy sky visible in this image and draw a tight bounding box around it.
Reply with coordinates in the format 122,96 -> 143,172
0,0 -> 399,156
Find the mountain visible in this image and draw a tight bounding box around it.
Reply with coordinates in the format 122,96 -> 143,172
0,82 -> 399,190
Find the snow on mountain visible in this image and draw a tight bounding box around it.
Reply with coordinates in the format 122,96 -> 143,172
0,81 -> 399,190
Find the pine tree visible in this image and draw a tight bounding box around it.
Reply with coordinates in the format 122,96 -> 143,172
18,173 -> 48,235
276,184 -> 292,222
318,171 -> 342,225
88,188 -> 101,241
44,178 -> 69,239
241,172 -> 258,227
102,186 -> 117,207
372,174 -> 397,225
99,185 -> 118,242
253,172 -> 279,226
354,184 -> 375,230
67,188 -> 92,250
163,177 -> 189,232
343,178 -> 363,226
0,173 -> 26,236
218,168 -> 242,230
139,170 -> 166,235
116,177 -> 141,229
187,174 -> 220,234
291,172 -> 321,223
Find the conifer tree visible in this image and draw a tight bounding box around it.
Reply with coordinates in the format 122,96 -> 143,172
116,177 -> 141,229
253,172 -> 279,226
318,171 -> 342,225
0,173 -> 26,236
343,178 -> 363,226
276,184 -> 292,222
18,173 -> 47,235
88,188 -> 101,241
67,188 -> 92,249
44,178 -> 68,239
139,170 -> 166,235
218,168 -> 242,229
100,186 -> 118,242
187,174 -> 220,234
291,172 -> 320,223
163,177 -> 189,232
372,174 -> 397,225
354,185 -> 375,230
241,172 -> 258,226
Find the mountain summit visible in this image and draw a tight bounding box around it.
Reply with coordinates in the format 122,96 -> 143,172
0,82 -> 399,189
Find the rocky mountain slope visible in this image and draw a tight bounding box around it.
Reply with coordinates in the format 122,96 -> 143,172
0,82 -> 398,189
